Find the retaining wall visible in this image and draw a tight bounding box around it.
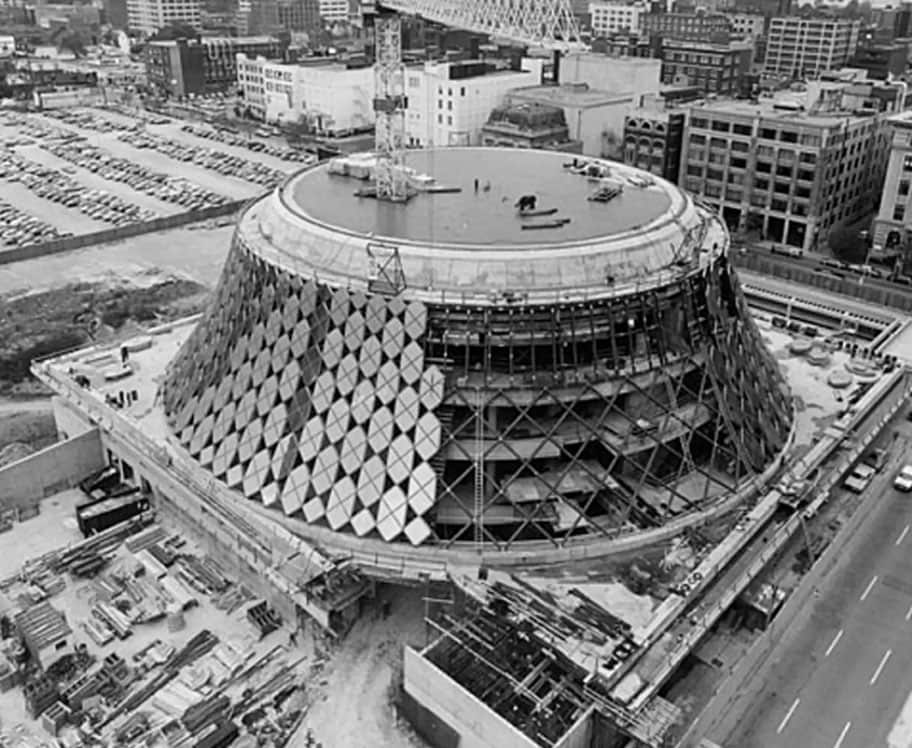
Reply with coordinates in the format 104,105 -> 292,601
732,252 -> 912,313
0,200 -> 246,266
678,392 -> 906,747
0,430 -> 103,514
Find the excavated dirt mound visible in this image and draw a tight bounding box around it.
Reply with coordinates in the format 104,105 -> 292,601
0,274 -> 207,394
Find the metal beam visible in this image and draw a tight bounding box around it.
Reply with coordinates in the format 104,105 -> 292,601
379,0 -> 586,52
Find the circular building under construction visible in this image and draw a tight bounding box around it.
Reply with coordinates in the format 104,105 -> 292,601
160,147 -> 793,561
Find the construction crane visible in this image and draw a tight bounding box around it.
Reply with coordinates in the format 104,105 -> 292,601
362,0 -> 586,202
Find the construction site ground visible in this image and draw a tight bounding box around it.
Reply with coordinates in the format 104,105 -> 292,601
0,489 -> 428,747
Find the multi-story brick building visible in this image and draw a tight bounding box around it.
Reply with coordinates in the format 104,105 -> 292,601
127,0 -> 199,34
764,16 -> 860,79
588,0 -> 649,36
146,36 -> 286,97
874,111 -> 912,252
623,107 -> 686,183
642,11 -> 732,42
681,80 -> 905,251
725,12 -> 765,39
661,38 -> 753,95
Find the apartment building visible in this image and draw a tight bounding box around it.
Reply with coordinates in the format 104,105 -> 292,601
589,1 -> 649,36
146,36 -> 285,97
661,38 -> 753,95
681,81 -> 904,251
405,59 -> 544,147
623,108 -> 686,183
641,12 -> 732,41
127,0 -> 199,34
874,111 -> 912,252
764,17 -> 860,79
237,55 -> 374,132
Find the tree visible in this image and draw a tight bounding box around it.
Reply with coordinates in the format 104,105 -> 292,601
149,23 -> 197,41
827,225 -> 867,263
56,30 -> 87,58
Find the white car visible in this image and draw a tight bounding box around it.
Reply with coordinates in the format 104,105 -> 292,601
894,465 -> 912,492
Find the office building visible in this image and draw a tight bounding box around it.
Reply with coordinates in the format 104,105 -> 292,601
559,51 -> 661,97
623,107 -> 686,183
237,54 -> 374,132
146,36 -> 286,97
849,40 -> 910,81
277,0 -> 320,33
127,0 -> 200,34
681,80 -> 905,251
764,17 -> 860,79
318,0 -> 347,23
661,38 -> 753,95
588,0 -> 648,36
874,111 -> 912,252
642,12 -> 733,42
404,58 -> 544,147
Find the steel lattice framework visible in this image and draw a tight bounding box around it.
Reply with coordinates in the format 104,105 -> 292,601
372,13 -> 409,202
381,0 -> 585,51
160,224 -> 793,552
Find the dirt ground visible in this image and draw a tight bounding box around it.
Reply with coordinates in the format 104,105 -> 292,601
299,586 -> 429,748
0,401 -> 56,466
0,269 -> 208,396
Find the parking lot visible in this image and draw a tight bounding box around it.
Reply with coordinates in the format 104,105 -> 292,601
0,107 -> 315,252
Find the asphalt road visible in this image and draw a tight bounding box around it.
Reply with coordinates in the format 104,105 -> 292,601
721,434 -> 912,748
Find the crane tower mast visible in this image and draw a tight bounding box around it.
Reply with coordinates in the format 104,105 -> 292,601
365,0 -> 585,202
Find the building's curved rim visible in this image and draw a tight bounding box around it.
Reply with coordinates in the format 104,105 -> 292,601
273,148 -> 694,253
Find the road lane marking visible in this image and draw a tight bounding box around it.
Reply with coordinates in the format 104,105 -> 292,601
825,629 -> 843,657
833,721 -> 851,748
898,525 -> 910,546
777,698 -> 800,734
861,575 -> 878,601
871,649 -> 892,685
906,603 -> 912,622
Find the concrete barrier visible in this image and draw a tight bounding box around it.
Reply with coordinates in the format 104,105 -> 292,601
0,200 -> 246,266
733,252 -> 912,313
0,430 -> 103,514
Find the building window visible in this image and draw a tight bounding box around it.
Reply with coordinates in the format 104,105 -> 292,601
460,87 -> 465,96
447,116 -> 452,125
691,117 -> 709,129
894,204 -> 906,221
760,128 -> 777,140
438,114 -> 442,123
901,180 -> 910,197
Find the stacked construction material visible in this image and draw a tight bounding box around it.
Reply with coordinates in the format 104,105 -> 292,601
40,700 -> 70,736
124,524 -> 168,554
24,674 -> 59,718
176,556 -> 230,596
92,602 -> 132,639
246,602 -> 281,640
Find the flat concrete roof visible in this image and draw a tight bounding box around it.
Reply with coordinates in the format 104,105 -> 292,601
288,148 -> 671,247
690,98 -> 866,128
510,84 -> 636,108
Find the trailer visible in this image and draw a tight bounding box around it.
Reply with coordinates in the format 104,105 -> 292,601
76,491 -> 149,537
